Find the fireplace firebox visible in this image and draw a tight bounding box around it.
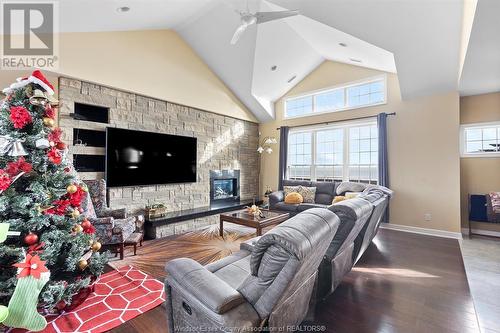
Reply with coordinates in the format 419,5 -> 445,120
210,170 -> 240,206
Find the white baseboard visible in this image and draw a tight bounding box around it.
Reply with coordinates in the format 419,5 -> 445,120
380,223 -> 463,239
462,227 -> 500,238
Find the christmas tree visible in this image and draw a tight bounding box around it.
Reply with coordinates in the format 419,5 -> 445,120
0,71 -> 107,329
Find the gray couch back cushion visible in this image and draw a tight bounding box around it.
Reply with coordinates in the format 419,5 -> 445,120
326,197 -> 373,259
238,208 -> 340,319
282,179 -> 338,205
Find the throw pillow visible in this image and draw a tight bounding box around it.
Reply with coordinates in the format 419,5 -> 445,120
285,192 -> 303,204
298,186 -> 316,203
336,182 -> 368,195
283,186 -> 300,197
332,196 -> 346,204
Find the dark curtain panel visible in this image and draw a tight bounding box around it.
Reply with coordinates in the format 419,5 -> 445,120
278,126 -> 289,190
377,113 -> 390,222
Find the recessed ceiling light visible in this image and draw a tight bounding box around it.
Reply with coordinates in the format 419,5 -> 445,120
339,42 -> 347,47
117,6 -> 130,13
287,75 -> 297,83
271,65 -> 277,71
349,58 -> 362,63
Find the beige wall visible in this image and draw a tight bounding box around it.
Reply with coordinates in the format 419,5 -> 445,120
460,92 -> 500,232
0,30 -> 256,123
260,61 -> 462,233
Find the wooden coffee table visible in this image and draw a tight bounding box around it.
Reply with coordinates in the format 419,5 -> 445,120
219,209 -> 289,237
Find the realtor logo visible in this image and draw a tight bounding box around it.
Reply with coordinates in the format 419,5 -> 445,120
1,1 -> 59,69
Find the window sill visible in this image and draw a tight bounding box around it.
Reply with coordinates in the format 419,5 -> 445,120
460,153 -> 500,158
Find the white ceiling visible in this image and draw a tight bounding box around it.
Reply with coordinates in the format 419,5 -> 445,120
42,0 -> 470,121
459,0 -> 500,96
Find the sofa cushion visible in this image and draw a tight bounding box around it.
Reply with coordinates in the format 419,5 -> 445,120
283,186 -> 300,197
296,203 -> 328,212
312,182 -> 336,205
273,202 -> 300,213
285,192 -> 303,204
298,186 -> 316,203
336,182 -> 368,195
283,180 -> 312,188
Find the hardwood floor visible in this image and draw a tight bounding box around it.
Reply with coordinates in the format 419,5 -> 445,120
109,225 -> 480,333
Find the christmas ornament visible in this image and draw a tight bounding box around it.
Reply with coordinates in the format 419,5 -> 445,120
29,89 -> 48,106
71,209 -> 80,218
91,241 -> 101,252
66,184 -> 78,194
47,147 -> 62,164
0,135 -> 28,156
24,232 -> 38,245
43,117 -> 55,127
81,219 -> 92,230
56,142 -> 66,149
9,106 -> 32,129
3,254 -> 50,331
35,138 -> 50,149
6,157 -> 32,177
72,224 -> 83,233
78,259 -> 88,270
0,170 -> 11,191
0,305 -> 8,323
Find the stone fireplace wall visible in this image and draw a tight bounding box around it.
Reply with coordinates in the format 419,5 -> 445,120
58,77 -> 260,237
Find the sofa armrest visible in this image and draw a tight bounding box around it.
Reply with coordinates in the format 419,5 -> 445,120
166,258 -> 245,314
240,236 -> 262,252
269,191 -> 284,208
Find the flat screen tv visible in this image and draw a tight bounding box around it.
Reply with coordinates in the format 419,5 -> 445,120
106,128 -> 197,187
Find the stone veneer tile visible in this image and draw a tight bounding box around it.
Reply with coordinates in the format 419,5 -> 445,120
59,77 -> 260,238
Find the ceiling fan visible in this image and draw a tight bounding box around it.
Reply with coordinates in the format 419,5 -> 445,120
230,7 -> 299,45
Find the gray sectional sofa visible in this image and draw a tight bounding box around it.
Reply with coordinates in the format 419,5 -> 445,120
165,183 -> 392,331
165,208 -> 340,332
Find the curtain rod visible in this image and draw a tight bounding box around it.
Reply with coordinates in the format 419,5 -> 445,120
276,112 -> 396,130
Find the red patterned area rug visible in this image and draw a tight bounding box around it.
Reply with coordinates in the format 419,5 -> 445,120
9,265 -> 165,333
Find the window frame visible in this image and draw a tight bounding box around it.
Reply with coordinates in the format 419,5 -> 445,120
287,119 -> 379,184
460,121 -> 500,158
284,75 -> 387,119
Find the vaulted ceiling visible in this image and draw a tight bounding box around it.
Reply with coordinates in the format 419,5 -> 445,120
54,0 -> 485,122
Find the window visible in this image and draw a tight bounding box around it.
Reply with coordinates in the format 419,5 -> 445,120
287,121 -> 378,184
461,122 -> 500,157
285,76 -> 386,118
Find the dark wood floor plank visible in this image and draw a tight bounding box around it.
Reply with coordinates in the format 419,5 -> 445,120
107,225 -> 479,333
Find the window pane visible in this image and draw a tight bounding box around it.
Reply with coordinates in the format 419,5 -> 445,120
370,92 -> 384,103
483,140 -> 497,151
359,84 -> 370,95
359,94 -> 370,105
360,152 -> 370,164
370,81 -> 384,93
360,126 -> 371,139
466,129 -> 482,141
466,141 -> 482,153
315,89 -> 345,112
360,139 -> 371,152
483,128 -> 497,140
286,96 -> 312,117
348,94 -> 360,107
350,153 -> 359,164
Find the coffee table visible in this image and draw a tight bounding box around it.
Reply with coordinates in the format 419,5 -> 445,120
219,209 -> 289,237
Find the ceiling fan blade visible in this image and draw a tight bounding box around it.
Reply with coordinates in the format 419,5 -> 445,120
255,10 -> 299,24
230,23 -> 249,45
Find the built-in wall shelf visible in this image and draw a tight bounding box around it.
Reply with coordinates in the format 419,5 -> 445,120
73,154 -> 105,172
73,128 -> 106,147
71,103 -> 109,123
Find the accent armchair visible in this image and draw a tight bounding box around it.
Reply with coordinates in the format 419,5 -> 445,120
83,179 -> 144,259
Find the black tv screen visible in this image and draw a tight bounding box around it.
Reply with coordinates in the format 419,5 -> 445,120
106,128 -> 197,187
